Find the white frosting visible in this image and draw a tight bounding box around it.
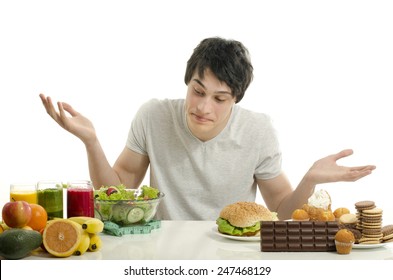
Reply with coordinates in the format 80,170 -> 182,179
307,189 -> 331,210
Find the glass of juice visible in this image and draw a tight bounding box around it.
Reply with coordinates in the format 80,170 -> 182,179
37,181 -> 64,220
10,183 -> 37,203
67,180 -> 94,218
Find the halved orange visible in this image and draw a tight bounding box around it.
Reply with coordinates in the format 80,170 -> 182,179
43,219 -> 82,257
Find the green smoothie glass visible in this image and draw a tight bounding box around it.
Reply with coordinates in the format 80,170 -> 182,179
37,181 -> 64,219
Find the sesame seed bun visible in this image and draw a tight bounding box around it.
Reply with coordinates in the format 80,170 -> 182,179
219,202 -> 276,228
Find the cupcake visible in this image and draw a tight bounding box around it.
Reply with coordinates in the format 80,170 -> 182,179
291,209 -> 310,221
348,228 -> 362,244
335,229 -> 355,254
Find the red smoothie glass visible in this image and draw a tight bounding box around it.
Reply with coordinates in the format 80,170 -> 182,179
67,180 -> 94,218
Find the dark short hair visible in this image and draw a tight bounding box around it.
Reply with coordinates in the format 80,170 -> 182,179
184,37 -> 253,103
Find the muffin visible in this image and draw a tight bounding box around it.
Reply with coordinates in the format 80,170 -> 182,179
291,209 -> 310,221
335,229 -> 355,254
348,228 -> 362,244
333,207 -> 350,219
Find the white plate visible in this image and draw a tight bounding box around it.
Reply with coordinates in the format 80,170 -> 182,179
213,228 -> 260,242
352,243 -> 387,249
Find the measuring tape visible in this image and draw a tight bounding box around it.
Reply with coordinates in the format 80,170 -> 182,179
103,220 -> 161,236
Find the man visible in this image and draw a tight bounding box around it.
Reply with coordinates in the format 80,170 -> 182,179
39,37 -> 375,220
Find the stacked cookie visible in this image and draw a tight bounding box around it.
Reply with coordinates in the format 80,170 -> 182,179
355,200 -> 383,244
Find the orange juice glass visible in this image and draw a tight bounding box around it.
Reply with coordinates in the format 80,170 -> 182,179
10,183 -> 37,203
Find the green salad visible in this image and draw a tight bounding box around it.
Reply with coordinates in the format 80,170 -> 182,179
94,184 -> 160,200
94,185 -> 162,225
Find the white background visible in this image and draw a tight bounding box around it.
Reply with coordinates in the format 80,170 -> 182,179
1,0 -> 392,222
1,0 -> 393,277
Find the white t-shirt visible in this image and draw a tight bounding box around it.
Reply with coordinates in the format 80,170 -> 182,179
127,99 -> 282,220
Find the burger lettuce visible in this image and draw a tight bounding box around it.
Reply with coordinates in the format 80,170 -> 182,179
216,217 -> 260,236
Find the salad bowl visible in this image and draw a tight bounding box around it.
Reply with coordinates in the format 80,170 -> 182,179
94,185 -> 164,226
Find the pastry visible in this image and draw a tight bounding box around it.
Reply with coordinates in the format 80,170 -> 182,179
302,189 -> 331,221
348,228 -> 362,244
317,210 -> 335,221
333,207 -> 350,219
335,228 -> 355,254
291,209 -> 309,221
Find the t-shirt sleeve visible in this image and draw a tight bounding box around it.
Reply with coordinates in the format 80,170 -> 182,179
253,116 -> 282,180
126,100 -> 153,156
254,151 -> 282,180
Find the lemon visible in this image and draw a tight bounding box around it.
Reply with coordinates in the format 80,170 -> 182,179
43,219 -> 82,257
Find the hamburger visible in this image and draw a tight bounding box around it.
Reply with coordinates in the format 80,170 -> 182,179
216,201 -> 278,236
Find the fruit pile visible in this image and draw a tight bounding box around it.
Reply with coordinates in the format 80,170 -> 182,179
0,201 -> 46,259
43,216 -> 104,257
0,200 -> 104,259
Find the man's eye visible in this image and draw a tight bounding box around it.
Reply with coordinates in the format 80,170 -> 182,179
215,98 -> 225,103
194,88 -> 203,95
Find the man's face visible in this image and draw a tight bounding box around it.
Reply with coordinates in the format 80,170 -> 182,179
185,68 -> 236,141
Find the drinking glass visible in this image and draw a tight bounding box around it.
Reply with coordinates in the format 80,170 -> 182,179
37,181 -> 64,219
10,183 -> 37,203
67,180 -> 94,218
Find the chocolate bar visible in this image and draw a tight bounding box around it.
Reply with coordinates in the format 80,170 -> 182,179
261,221 -> 339,252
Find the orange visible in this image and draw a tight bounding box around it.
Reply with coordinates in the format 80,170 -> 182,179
43,219 -> 82,257
27,204 -> 48,231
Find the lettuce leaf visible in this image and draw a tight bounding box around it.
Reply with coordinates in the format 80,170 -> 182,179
94,185 -> 159,200
216,217 -> 260,235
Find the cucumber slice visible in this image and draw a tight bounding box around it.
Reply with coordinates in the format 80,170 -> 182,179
111,204 -> 128,222
126,207 -> 144,224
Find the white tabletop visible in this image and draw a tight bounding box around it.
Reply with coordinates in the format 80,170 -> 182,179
23,220 -> 393,260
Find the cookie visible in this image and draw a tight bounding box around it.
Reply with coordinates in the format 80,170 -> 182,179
382,225 -> 393,243
381,224 -> 393,236
362,208 -> 383,216
383,234 -> 393,242
355,202 -> 383,243
355,201 -> 375,211
363,228 -> 382,235
362,217 -> 383,222
339,213 -> 358,225
358,238 -> 381,244
362,233 -> 383,239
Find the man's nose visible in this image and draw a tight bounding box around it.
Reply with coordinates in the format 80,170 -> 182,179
196,98 -> 212,113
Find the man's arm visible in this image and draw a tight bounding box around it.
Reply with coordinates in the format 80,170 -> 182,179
113,147 -> 150,188
86,141 -> 150,189
257,149 -> 376,220
39,94 -> 149,189
257,173 -> 304,220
